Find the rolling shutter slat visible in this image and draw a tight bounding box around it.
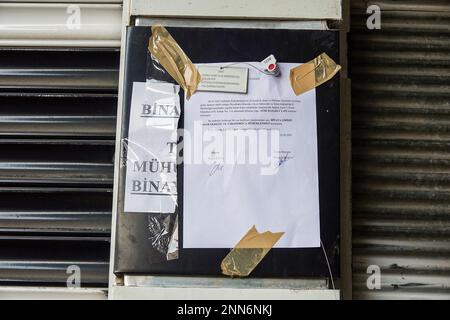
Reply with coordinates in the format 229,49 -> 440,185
0,211 -> 111,234
0,3 -> 122,47
0,92 -> 117,137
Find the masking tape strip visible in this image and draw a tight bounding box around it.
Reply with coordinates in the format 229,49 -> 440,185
221,225 -> 284,277
289,52 -> 341,96
148,25 -> 201,99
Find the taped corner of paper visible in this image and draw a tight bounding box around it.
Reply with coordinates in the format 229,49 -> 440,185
148,24 -> 201,99
290,52 -> 341,96
221,225 -> 284,277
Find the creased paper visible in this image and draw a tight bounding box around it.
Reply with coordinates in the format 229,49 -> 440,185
221,225 -> 284,277
166,214 -> 179,260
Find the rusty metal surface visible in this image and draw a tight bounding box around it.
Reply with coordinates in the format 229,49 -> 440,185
350,0 -> 450,299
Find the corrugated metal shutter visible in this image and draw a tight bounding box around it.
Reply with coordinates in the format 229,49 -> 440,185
350,0 -> 450,299
0,3 -> 121,287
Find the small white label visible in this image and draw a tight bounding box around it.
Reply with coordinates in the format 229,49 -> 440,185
261,54 -> 277,70
197,66 -> 248,93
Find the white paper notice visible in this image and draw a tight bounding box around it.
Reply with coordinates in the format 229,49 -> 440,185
124,81 -> 180,213
183,63 -> 320,248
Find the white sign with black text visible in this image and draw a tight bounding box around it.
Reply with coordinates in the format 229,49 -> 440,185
124,81 -> 180,213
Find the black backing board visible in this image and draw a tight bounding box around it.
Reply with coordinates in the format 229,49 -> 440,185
114,26 -> 340,277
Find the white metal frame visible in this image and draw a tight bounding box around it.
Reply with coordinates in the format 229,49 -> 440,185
131,0 -> 342,20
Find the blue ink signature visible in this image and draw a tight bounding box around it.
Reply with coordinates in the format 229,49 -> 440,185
209,162 -> 224,176
277,152 -> 291,167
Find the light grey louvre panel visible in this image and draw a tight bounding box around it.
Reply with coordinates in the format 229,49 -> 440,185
350,0 -> 450,299
0,47 -> 119,287
0,3 -> 122,47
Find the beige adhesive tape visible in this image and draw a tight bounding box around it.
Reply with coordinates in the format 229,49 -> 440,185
148,25 -> 201,99
221,225 -> 284,277
289,52 -> 341,96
